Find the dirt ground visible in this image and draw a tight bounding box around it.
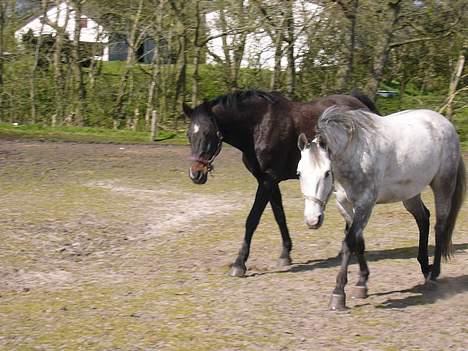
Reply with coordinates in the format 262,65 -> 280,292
0,140 -> 467,351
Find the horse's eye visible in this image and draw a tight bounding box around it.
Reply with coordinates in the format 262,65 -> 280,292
296,171 -> 301,177
325,170 -> 331,178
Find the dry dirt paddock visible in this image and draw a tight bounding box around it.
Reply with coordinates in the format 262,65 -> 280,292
0,141 -> 467,351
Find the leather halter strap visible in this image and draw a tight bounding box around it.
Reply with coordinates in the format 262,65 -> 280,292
303,194 -> 326,208
189,130 -> 223,172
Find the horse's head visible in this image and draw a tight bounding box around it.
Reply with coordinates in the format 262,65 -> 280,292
297,133 -> 333,229
183,102 -> 223,185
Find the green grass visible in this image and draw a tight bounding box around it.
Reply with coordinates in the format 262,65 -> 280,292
0,123 -> 187,144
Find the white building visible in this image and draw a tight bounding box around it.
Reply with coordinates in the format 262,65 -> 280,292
205,1 -> 321,69
15,0 -> 321,67
15,1 -> 111,61
15,1 -> 156,63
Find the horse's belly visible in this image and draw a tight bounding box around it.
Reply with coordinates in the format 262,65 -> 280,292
376,179 -> 429,204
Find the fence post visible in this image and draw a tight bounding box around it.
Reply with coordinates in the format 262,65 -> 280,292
150,110 -> 158,142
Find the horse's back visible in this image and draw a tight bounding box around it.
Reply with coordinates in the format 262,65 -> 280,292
375,109 -> 460,203
381,109 -> 459,151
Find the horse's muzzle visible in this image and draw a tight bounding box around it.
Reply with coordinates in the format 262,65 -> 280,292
305,214 -> 323,229
189,166 -> 208,184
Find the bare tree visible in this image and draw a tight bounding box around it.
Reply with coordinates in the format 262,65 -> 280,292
284,0 -> 295,96
144,0 -> 166,128
40,0 -> 72,126
440,39 -> 467,120
207,0 -> 251,91
0,0 -> 10,122
29,2 -> 48,124
112,0 -> 145,129
68,0 -> 86,125
332,0 -> 358,91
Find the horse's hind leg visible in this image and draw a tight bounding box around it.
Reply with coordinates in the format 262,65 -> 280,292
270,184 -> 292,266
430,180 -> 456,281
403,195 -> 431,278
352,235 -> 370,299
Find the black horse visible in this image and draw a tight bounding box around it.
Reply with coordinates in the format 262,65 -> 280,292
183,90 -> 378,277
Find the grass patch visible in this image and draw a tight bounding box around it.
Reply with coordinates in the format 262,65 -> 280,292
0,123 -> 187,144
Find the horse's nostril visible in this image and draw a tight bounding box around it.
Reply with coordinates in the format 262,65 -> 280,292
189,167 -> 208,184
189,168 -> 199,180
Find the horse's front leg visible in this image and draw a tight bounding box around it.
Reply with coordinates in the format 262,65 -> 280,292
330,206 -> 372,310
230,179 -> 272,277
270,183 -> 292,266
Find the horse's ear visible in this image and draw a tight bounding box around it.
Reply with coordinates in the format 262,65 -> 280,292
297,133 -> 309,151
182,103 -> 193,117
313,135 -> 326,150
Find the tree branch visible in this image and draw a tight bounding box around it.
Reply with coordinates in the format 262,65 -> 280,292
389,29 -> 454,49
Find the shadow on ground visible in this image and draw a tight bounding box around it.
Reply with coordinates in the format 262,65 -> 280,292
248,243 -> 468,277
373,274 -> 468,309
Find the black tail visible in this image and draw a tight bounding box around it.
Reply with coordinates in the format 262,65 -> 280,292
351,89 -> 380,115
442,156 -> 466,259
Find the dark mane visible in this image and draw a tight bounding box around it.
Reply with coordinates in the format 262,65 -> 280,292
209,90 -> 282,113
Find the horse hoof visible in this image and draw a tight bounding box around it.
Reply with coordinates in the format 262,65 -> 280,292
229,266 -> 246,277
329,294 -> 346,311
425,273 -> 438,284
351,286 -> 368,299
277,257 -> 292,267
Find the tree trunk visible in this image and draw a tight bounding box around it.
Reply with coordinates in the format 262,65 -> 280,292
173,33 -> 187,129
29,4 -> 49,124
150,110 -> 158,141
70,0 -> 85,126
0,1 -> 7,122
49,0 -> 71,127
334,0 -> 358,92
112,0 -> 144,129
232,0 -> 249,91
285,0 -> 295,97
145,0 -> 165,129
191,0 -> 203,107
270,27 -> 284,90
442,41 -> 466,120
364,1 -> 402,98
145,53 -> 161,129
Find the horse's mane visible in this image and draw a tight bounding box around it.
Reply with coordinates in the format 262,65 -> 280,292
317,107 -> 378,155
209,90 -> 282,112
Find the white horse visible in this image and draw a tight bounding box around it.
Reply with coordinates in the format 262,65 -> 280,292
297,108 -> 466,310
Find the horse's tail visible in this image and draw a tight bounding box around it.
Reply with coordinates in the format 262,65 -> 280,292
351,89 -> 381,115
442,156 -> 466,259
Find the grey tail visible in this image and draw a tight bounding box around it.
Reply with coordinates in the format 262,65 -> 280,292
351,89 -> 381,115
442,156 -> 466,259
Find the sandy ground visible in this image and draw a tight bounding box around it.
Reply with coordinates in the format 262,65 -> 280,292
0,140 -> 467,350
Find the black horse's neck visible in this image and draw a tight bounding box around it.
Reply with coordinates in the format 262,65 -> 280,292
209,90 -> 283,152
